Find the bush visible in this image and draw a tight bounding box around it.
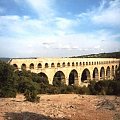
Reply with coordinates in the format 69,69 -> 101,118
88,80 -> 97,95
0,86 -> 17,98
46,85 -> 61,94
24,89 -> 40,102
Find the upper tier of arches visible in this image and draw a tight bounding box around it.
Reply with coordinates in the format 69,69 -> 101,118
12,60 -> 119,70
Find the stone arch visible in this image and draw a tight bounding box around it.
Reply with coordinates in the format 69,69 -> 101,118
100,67 -> 105,80
57,63 -> 60,67
111,66 -> 114,76
13,64 -> 18,70
72,62 -> 75,66
38,72 -> 48,83
62,62 -> 65,67
38,63 -> 42,68
51,63 -> 55,67
45,63 -> 48,68
81,68 -> 91,82
115,65 -> 118,70
21,63 -> 26,70
69,69 -> 78,85
106,66 -> 110,79
67,62 -> 70,67
93,67 -> 99,80
76,62 -> 78,66
30,63 -> 34,69
53,71 -> 65,86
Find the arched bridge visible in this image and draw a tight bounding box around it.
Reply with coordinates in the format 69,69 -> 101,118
9,58 -> 120,86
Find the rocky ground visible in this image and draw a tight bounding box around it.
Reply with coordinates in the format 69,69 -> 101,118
0,94 -> 120,120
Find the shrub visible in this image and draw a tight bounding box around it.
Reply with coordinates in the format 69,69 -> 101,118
24,89 -> 40,103
0,86 -> 17,98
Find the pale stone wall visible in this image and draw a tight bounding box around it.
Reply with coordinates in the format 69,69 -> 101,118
9,58 -> 120,86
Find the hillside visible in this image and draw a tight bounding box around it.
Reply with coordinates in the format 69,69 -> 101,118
71,52 -> 120,58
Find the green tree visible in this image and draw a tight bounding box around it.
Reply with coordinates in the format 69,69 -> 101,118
115,65 -> 120,81
0,61 -> 17,97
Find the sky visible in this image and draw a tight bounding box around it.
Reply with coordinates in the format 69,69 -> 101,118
0,0 -> 120,58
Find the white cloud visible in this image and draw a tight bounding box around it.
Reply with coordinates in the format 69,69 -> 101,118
0,28 -> 120,57
93,0 -> 120,26
25,0 -> 55,18
55,17 -> 77,30
77,0 -> 120,26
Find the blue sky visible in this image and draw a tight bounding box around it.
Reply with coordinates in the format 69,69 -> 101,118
0,0 -> 120,58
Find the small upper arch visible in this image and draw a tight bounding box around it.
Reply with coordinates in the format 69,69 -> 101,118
21,63 -> 26,70
62,62 -> 65,67
45,63 -> 49,68
57,63 -> 60,67
13,64 -> 18,70
38,63 -> 42,68
30,63 -> 34,69
51,63 -> 55,67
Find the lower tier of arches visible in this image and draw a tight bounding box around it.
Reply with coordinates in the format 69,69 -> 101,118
30,65 -> 119,86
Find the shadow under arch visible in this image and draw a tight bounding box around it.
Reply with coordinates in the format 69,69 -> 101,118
100,67 -> 105,80
53,71 -> 65,86
93,67 -> 99,80
111,65 -> 114,77
69,69 -> 78,85
81,68 -> 91,83
38,72 -> 49,84
106,66 -> 110,79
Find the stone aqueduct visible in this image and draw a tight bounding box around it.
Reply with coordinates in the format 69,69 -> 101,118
9,58 -> 120,86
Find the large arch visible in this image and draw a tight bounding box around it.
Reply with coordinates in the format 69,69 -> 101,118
100,67 -> 105,80
53,71 -> 65,86
38,72 -> 48,83
106,66 -> 110,79
69,69 -> 78,85
93,67 -> 99,80
115,65 -> 118,71
111,66 -> 114,77
81,68 -> 91,82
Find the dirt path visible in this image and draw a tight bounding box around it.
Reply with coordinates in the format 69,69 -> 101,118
0,94 -> 120,120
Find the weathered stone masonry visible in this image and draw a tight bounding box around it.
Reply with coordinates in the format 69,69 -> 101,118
9,58 -> 120,86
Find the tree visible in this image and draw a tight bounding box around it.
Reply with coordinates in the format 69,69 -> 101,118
0,61 -> 17,97
115,65 -> 120,81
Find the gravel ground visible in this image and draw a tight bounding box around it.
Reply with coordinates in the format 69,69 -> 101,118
0,94 -> 120,120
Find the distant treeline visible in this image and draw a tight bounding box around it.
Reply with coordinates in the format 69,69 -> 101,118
0,58 -> 10,62
71,52 -> 120,58
0,52 -> 120,62
0,57 -> 37,62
